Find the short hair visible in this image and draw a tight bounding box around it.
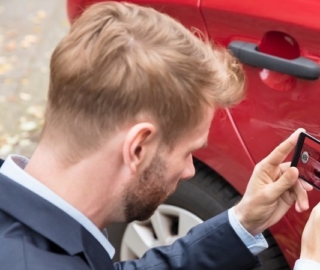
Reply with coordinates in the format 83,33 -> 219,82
44,2 -> 245,158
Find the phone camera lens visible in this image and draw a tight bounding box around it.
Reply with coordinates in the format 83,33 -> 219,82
301,151 -> 309,164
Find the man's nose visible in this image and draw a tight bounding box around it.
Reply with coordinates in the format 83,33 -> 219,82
180,155 -> 195,181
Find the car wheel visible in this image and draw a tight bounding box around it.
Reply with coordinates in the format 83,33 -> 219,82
107,158 -> 290,269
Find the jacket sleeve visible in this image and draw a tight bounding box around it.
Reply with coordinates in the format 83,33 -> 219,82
113,211 -> 260,270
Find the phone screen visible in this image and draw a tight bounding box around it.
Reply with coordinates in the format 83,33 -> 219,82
291,132 -> 320,190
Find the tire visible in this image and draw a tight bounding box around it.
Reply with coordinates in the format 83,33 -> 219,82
107,158 -> 290,269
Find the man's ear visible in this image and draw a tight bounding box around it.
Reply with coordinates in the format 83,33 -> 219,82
123,123 -> 159,174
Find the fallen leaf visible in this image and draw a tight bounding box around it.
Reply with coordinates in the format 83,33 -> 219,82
21,35 -> 38,49
20,41 -> 29,48
37,10 -> 47,20
32,25 -> 42,33
6,30 -> 17,38
19,116 -> 27,123
20,78 -> 29,86
5,41 -> 17,51
19,139 -> 32,147
26,35 -> 38,43
0,63 -> 13,75
0,135 -> 6,144
0,144 -> 13,156
20,121 -> 37,131
31,11 -> 47,24
19,92 -> 31,101
7,95 -> 17,103
6,135 -> 19,145
27,106 -> 44,119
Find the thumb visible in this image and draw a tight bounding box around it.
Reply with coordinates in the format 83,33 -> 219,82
270,167 -> 299,197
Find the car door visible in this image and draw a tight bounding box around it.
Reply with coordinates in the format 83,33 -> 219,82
200,0 -> 320,267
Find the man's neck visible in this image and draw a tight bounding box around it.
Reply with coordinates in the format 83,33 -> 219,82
24,143 -> 125,229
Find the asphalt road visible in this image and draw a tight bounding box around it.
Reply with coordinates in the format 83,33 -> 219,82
0,0 -> 69,159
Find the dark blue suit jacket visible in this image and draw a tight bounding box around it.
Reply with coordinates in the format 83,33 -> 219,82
0,159 -> 259,269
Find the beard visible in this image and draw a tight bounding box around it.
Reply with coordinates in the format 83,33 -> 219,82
123,153 -> 171,222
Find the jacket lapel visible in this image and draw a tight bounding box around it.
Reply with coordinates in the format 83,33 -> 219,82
0,172 -> 114,270
81,227 -> 115,269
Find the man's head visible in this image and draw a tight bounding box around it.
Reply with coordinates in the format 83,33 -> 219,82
37,2 -> 245,225
44,2 -> 244,160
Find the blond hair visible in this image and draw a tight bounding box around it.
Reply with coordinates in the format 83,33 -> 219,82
44,2 -> 245,157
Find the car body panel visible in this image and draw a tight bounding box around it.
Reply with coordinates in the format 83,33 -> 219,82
194,108 -> 255,195
199,0 -> 320,267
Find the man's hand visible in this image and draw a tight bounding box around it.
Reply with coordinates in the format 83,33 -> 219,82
235,128 -> 313,236
300,203 -> 320,263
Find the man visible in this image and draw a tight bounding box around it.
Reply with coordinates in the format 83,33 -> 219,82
0,2 -> 316,269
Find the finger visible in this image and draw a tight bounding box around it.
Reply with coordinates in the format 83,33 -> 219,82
279,162 -> 291,173
293,179 -> 310,212
281,163 -> 313,191
263,128 -> 306,166
277,162 -> 295,183
300,179 -> 314,191
269,166 -> 299,199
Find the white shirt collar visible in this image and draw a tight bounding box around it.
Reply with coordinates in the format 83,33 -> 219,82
0,154 -> 115,258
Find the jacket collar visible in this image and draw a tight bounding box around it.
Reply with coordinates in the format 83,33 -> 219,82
0,171 -> 114,270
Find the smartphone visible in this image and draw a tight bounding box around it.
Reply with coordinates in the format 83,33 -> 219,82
291,132 -> 320,190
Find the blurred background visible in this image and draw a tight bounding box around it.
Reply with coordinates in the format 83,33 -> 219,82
0,0 -> 69,159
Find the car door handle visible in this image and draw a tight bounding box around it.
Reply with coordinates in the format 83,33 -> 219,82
228,41 -> 320,80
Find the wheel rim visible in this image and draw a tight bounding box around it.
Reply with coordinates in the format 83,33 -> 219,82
120,204 -> 203,260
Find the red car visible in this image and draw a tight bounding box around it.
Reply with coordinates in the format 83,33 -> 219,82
67,1 -> 320,269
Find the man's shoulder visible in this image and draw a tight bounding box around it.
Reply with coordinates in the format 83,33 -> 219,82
0,235 -> 91,270
0,213 -> 91,270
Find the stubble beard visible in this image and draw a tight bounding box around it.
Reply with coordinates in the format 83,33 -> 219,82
123,154 -> 169,222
